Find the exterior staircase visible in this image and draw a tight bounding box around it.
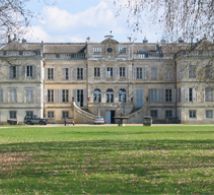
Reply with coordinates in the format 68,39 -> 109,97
73,102 -> 96,124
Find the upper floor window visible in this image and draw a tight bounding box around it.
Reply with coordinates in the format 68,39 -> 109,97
205,87 -> 214,102
189,88 -> 193,102
63,68 -> 69,80
26,65 -> 33,78
62,89 -> 69,103
106,67 -> 113,78
25,88 -> 33,103
9,88 -> 17,103
94,67 -> 100,78
47,89 -> 54,103
47,68 -> 54,80
151,67 -> 158,80
106,89 -> 114,103
9,65 -> 17,79
0,89 -> 3,103
189,65 -> 196,79
119,67 -> 126,78
119,89 -> 126,103
205,65 -> 213,79
165,89 -> 172,102
77,68 -> 83,80
93,89 -> 101,103
149,89 -> 160,103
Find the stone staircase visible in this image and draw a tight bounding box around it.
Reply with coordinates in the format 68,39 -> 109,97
73,102 -> 96,124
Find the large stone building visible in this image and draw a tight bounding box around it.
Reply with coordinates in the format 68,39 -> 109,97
0,35 -> 214,124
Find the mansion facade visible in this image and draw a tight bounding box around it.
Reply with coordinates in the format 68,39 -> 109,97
0,35 -> 214,124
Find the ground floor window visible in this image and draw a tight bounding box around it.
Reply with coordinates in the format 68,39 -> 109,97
150,110 -> 158,118
189,110 -> 197,119
62,111 -> 69,119
165,110 -> 173,118
26,111 -> 33,118
9,111 -> 17,119
206,110 -> 213,119
48,111 -> 55,119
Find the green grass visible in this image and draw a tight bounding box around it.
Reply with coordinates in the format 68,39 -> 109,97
0,125 -> 214,194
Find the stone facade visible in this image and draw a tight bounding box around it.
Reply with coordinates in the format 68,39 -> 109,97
0,35 -> 214,124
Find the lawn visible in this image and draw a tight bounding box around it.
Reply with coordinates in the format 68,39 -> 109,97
0,125 -> 214,194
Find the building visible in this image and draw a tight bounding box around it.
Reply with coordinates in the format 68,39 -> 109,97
0,35 -> 213,124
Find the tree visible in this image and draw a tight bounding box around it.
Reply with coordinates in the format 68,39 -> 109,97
0,0 -> 33,42
114,0 -> 214,41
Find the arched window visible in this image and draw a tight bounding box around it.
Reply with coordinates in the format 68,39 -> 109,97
119,88 -> 126,103
106,89 -> 114,103
94,89 -> 101,103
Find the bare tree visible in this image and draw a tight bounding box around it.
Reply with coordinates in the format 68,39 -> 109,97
114,0 -> 214,41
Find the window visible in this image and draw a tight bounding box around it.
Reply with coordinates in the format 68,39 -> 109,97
165,110 -> 173,118
94,89 -> 101,103
47,68 -> 54,80
9,66 -> 17,79
189,88 -> 193,102
119,47 -> 127,54
106,89 -> 114,103
25,88 -> 33,103
62,111 -> 69,119
48,111 -> 55,119
9,111 -> 17,119
77,89 -> 84,107
26,65 -> 33,78
0,89 -> 3,103
106,67 -> 113,78
205,87 -> 214,102
206,110 -> 213,119
189,65 -> 196,79
205,65 -> 213,79
47,89 -> 54,103
62,89 -> 69,103
149,89 -> 160,103
136,67 -> 142,79
165,89 -> 172,102
119,67 -> 126,77
26,111 -> 33,118
189,110 -> 196,119
63,68 -> 69,80
77,68 -> 83,80
93,47 -> 102,54
151,67 -> 158,80
94,67 -> 100,77
9,88 -> 17,103
150,110 -> 158,118
119,89 -> 126,103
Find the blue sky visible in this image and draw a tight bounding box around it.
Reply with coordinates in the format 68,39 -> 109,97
25,0 -> 165,43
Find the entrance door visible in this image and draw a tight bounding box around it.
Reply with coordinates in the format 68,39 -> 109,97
77,89 -> 84,107
105,110 -> 115,124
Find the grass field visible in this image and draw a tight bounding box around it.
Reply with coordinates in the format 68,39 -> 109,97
0,125 -> 214,194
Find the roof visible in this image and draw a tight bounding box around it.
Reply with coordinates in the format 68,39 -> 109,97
43,43 -> 86,54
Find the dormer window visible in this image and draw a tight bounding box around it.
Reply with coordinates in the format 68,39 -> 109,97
119,47 -> 127,54
93,47 -> 102,54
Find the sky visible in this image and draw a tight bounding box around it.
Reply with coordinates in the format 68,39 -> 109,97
25,0 -> 165,43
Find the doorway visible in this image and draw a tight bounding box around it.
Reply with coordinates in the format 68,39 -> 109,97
105,110 -> 115,124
